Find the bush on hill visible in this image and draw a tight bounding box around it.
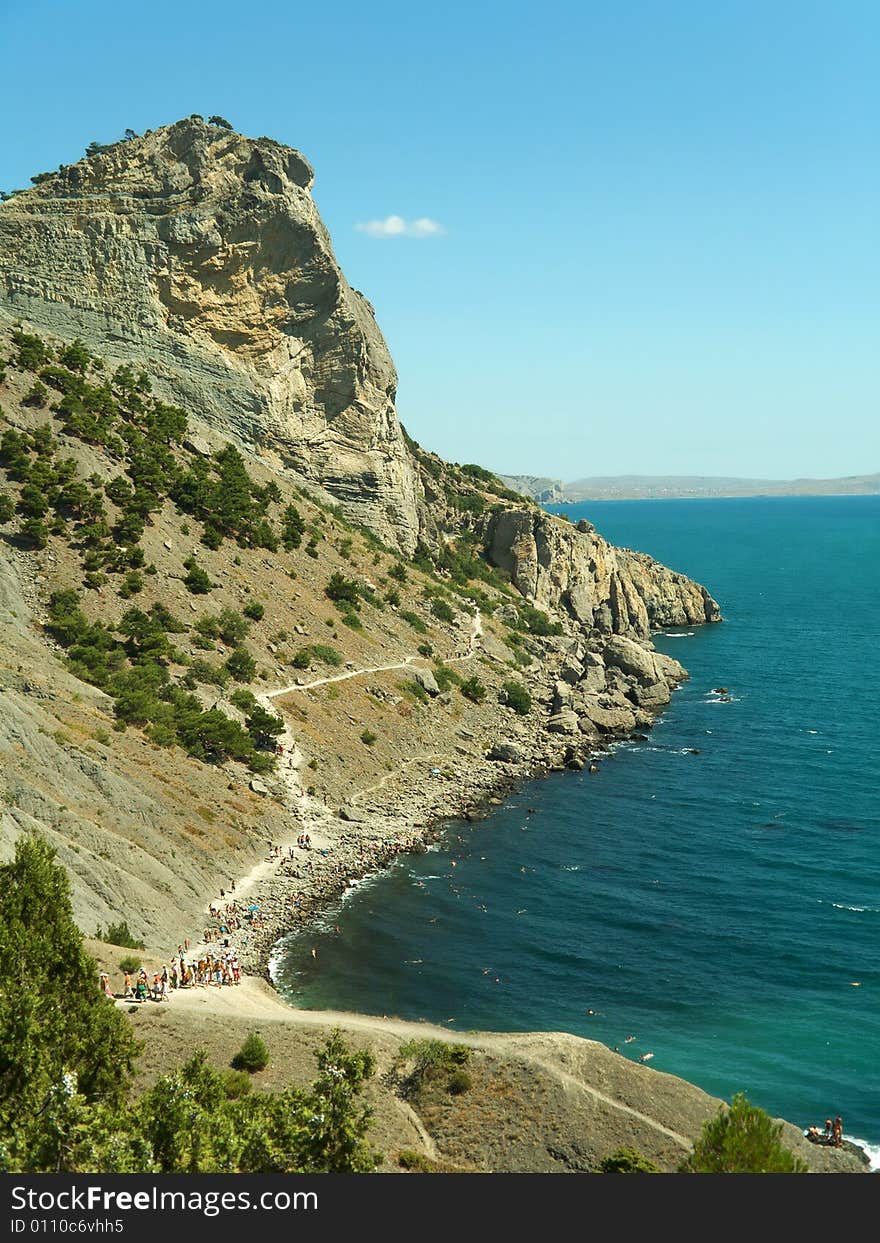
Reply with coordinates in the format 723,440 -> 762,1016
682,1093 -> 808,1173
231,1033 -> 269,1073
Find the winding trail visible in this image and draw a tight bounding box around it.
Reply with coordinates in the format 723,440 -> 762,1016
349,752 -> 453,806
199,610 -> 485,923
265,655 -> 419,700
264,608 -> 482,702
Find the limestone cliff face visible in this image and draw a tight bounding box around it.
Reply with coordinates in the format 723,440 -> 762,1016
0,117 -> 720,632
0,118 -> 422,551
484,510 -> 720,635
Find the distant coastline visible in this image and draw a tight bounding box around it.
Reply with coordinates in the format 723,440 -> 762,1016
499,471 -> 880,504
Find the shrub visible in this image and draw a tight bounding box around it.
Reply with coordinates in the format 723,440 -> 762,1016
597,1148 -> 662,1174
360,729 -> 378,746
430,598 -> 455,623
243,601 -> 264,621
417,643 -> 433,658
399,609 -> 427,634
220,1069 -> 252,1099
118,570 -> 144,598
23,381 -> 48,408
459,676 -> 487,704
399,1039 -> 470,1071
231,1033 -> 269,1073
19,517 -> 48,548
682,1093 -> 808,1173
226,646 -> 256,683
183,558 -> 213,594
0,494 -> 15,523
502,680 -> 531,715
118,955 -> 141,975
216,608 -> 248,646
310,644 -> 342,666
389,562 -> 408,583
433,664 -> 461,691
401,678 -> 428,704
446,1070 -> 472,1095
189,659 -> 228,687
397,1150 -> 435,1172
326,572 -> 360,606
95,920 -> 145,950
516,604 -> 562,637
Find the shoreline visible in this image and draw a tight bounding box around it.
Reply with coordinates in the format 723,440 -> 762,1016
194,629 -> 686,985
117,652 -> 880,1173
218,746 -> 565,980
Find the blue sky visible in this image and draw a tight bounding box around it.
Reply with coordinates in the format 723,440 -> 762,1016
2,1 -> 877,479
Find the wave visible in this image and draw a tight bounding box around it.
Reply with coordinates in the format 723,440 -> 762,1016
848,1136 -> 880,1171
825,901 -> 880,914
663,631 -> 694,638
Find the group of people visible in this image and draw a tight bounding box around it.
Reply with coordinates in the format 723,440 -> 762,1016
100,947 -> 243,1004
805,1116 -> 844,1147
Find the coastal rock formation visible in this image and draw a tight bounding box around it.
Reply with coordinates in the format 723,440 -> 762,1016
484,508 -> 720,635
0,121 -> 721,941
0,117 -> 720,638
0,119 -> 421,552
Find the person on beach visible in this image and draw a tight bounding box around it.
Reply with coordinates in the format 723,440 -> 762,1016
833,1116 -> 843,1147
99,972 -> 114,999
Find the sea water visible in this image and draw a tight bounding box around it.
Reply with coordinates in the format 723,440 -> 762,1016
273,496 -> 880,1160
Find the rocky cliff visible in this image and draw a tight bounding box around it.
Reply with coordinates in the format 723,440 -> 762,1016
484,510 -> 720,636
0,118 -> 421,551
0,116 -> 719,638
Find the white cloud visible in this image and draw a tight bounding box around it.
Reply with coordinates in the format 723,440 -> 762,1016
355,214 -> 445,238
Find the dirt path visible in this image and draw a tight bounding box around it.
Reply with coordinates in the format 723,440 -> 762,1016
265,656 -> 419,700
349,752 -> 453,806
264,608 -> 482,701
160,979 -> 693,1150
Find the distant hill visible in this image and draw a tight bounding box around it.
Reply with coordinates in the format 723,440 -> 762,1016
500,472 -> 880,503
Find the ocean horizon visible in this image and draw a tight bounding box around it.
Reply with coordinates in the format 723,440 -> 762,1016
273,494 -> 880,1165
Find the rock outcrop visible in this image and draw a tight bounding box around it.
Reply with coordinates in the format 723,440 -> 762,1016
0,118 -> 421,551
484,509 -> 720,635
0,117 -> 721,637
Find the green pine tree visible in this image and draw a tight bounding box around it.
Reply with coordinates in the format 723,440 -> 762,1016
0,835 -> 141,1168
683,1093 -> 808,1173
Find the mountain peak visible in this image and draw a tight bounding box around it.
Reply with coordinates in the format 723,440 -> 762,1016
0,118 -> 422,549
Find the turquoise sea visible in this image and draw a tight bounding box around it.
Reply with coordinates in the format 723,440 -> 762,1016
273,496 -> 880,1161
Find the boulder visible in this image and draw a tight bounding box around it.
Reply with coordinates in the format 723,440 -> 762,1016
655,652 -> 687,683
603,634 -> 660,684
488,742 -> 524,764
410,667 -> 440,697
559,659 -> 584,685
551,680 -> 573,712
579,701 -> 637,734
338,806 -> 368,823
547,709 -> 579,734
249,778 -> 269,796
633,680 -> 671,707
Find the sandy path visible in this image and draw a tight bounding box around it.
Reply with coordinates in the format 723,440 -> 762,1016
163,978 -> 693,1149
265,655 -> 419,700
191,608 -> 485,953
